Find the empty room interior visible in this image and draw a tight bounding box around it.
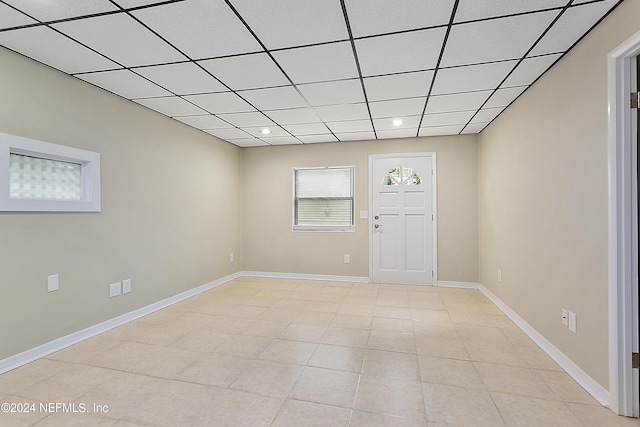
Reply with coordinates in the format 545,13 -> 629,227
2,0 -> 640,426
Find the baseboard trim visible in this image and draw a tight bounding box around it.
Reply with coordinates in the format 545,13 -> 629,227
240,270 -> 370,283
0,272 -> 241,375
437,281 -> 480,289
478,283 -> 610,407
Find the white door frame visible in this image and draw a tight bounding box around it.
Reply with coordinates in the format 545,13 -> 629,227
368,152 -> 438,285
608,29 -> 640,416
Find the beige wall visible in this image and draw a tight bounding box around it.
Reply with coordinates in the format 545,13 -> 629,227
478,0 -> 640,389
0,48 -> 242,360
242,136 -> 478,283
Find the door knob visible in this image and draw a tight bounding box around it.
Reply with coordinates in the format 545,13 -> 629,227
374,224 -> 381,229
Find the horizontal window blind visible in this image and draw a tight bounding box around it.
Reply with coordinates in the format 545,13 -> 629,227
294,167 -> 354,229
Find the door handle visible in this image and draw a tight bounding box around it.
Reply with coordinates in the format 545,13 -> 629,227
374,224 -> 382,229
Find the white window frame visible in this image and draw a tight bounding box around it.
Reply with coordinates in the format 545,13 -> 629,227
0,132 -> 101,212
293,166 -> 355,232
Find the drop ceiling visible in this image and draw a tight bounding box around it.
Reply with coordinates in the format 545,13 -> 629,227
0,0 -> 623,147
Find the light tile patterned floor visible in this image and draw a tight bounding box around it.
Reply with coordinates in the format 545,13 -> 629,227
1,278 -> 639,426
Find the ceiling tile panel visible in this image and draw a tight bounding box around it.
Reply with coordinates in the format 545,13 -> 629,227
298,80 -> 365,106
261,136 -> 303,145
223,137 -> 268,147
263,108 -> 321,125
208,128 -> 253,139
484,86 -> 527,109
530,1 -> 618,56
282,123 -> 332,136
502,54 -> 562,87
216,112 -> 275,128
0,27 -> 120,74
184,92 -> 254,114
134,96 -> 207,116
376,128 -> 419,139
132,0 -> 262,60
441,11 -> 558,67
336,131 -> 376,141
454,0 -> 567,22
3,0 -> 118,21
133,62 -> 227,95
471,107 -> 504,123
239,86 -> 307,110
326,120 -> 373,133
363,71 -> 434,102
314,103 -> 370,122
345,0 -> 454,37
425,90 -> 493,114
369,97 -> 426,119
298,134 -> 339,144
53,13 -> 187,67
420,111 -> 476,127
432,61 -> 518,95
373,116 -> 422,131
356,28 -> 447,76
242,126 -> 290,138
462,123 -> 489,134
271,42 -> 359,84
229,0 -> 348,49
198,53 -> 289,91
79,69 -> 171,98
418,125 -> 465,137
0,3 -> 37,29
174,115 -> 233,129
113,1 -> 176,7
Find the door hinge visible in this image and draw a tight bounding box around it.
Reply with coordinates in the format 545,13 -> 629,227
631,92 -> 640,109
633,352 -> 640,369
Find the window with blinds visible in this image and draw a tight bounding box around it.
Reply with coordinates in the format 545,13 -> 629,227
294,166 -> 354,231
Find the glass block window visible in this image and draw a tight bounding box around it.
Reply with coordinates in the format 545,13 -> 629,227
10,153 -> 82,200
382,166 -> 421,186
294,166 -> 354,231
0,132 -> 101,212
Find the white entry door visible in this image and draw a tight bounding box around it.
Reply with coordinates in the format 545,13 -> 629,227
370,154 -> 435,285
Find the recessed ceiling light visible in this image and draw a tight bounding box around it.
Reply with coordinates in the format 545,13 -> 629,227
261,128 -> 271,135
392,119 -> 403,126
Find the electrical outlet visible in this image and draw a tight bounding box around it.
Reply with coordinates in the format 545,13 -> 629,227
122,279 -> 131,294
568,311 -> 577,333
344,254 -> 350,264
498,269 -> 502,283
561,309 -> 568,326
229,252 -> 234,263
109,282 -> 121,298
47,274 -> 59,292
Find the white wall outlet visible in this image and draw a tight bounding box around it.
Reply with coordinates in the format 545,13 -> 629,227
122,279 -> 131,294
568,311 -> 577,333
109,282 -> 122,298
344,254 -> 350,264
498,269 -> 502,283
561,309 -> 568,326
229,252 -> 234,263
359,211 -> 368,219
47,274 -> 59,292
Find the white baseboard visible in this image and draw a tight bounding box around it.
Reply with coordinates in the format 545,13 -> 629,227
478,284 -> 610,407
437,281 -> 480,289
240,270 -> 370,283
0,272 -> 241,375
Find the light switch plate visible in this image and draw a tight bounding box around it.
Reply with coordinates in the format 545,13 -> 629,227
47,274 -> 59,292
109,282 -> 122,298
122,279 -> 131,294
360,211 -> 368,219
568,311 -> 577,333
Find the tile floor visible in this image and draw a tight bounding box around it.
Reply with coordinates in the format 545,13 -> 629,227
1,277 -> 639,426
